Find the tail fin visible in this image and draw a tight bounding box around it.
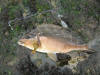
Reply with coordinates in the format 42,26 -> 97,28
87,37 -> 100,53
88,38 -> 100,50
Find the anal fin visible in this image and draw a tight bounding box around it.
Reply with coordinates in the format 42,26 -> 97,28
47,53 -> 57,62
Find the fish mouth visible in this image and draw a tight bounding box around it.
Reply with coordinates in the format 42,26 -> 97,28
18,41 -> 23,45
18,41 -> 34,50
17,41 -> 25,47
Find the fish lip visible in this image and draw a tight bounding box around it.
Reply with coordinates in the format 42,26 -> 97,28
17,41 -> 21,45
17,41 -> 25,46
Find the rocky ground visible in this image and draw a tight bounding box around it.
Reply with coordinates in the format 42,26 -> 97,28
15,24 -> 100,75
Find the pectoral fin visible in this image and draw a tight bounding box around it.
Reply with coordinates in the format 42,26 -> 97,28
36,33 -> 41,46
31,48 -> 37,54
32,50 -> 36,54
47,53 -> 57,61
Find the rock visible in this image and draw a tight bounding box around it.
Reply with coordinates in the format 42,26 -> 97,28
17,24 -> 99,75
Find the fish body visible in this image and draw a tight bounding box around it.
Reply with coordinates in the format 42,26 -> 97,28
18,36 -> 88,54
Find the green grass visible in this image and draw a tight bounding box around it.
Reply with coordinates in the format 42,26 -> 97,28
8,5 -> 21,19
36,0 -> 51,12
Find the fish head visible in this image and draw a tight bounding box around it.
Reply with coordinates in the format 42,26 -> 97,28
18,38 -> 39,50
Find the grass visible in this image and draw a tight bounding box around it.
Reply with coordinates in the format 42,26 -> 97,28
8,5 -> 21,19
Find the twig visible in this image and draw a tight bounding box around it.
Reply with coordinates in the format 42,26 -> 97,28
8,9 -> 54,30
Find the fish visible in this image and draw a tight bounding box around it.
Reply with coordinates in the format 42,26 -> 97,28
18,34 -> 91,61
